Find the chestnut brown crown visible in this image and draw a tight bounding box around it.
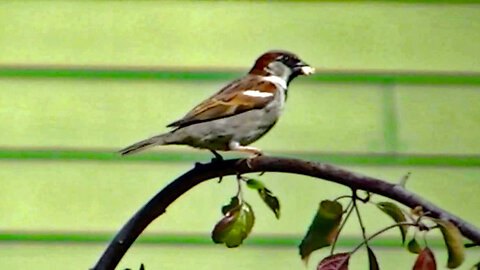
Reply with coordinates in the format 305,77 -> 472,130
248,50 -> 314,84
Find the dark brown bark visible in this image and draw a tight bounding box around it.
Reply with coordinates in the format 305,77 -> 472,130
91,156 -> 480,270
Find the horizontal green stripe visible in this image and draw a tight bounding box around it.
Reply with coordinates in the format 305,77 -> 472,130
0,232 -> 445,248
0,149 -> 479,167
1,66 -> 480,84
178,0 -> 480,3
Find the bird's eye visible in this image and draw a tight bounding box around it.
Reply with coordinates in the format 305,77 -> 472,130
276,55 -> 289,62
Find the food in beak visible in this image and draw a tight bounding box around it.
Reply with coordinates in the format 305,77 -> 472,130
300,66 -> 315,75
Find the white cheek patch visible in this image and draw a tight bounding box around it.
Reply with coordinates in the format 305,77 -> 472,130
263,76 -> 287,89
243,90 -> 274,98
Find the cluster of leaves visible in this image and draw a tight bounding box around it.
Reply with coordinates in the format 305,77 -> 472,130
299,195 -> 471,270
210,175 -> 477,270
211,177 -> 280,248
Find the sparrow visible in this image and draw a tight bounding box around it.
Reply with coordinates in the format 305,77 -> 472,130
119,50 -> 314,160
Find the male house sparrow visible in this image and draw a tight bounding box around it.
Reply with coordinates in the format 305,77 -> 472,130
120,50 -> 314,159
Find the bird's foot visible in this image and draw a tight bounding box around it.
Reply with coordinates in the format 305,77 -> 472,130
210,150 -> 224,164
194,162 -> 206,168
228,142 -> 263,169
246,152 -> 263,169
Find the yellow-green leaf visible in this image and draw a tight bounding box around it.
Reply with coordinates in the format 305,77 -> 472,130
377,202 -> 408,243
242,202 -> 255,236
299,200 -> 343,262
246,179 -> 265,190
212,201 -> 255,248
435,219 -> 465,269
408,238 -> 422,254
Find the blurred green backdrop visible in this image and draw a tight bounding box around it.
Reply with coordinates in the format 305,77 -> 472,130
0,1 -> 479,269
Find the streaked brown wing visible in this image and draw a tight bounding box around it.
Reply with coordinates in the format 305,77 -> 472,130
167,76 -> 277,128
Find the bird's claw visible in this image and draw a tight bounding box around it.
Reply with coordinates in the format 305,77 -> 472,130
210,150 -> 224,164
245,153 -> 263,169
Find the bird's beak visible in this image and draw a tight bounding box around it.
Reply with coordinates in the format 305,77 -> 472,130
299,65 -> 315,76
294,62 -> 315,76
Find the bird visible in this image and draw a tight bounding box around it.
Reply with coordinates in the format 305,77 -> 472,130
119,50 -> 314,160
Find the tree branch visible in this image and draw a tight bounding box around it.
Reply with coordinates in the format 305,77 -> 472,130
91,156 -> 480,270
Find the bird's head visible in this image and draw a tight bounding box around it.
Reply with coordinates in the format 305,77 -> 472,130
248,50 -> 314,85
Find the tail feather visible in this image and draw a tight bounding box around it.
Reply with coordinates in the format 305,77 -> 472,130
119,134 -> 169,155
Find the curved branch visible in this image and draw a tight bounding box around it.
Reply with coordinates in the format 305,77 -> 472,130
91,156 -> 480,270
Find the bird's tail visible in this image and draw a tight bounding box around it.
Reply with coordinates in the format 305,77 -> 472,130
119,133 -> 171,155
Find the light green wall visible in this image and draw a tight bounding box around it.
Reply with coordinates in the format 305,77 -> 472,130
0,1 -> 479,71
1,1 -> 479,269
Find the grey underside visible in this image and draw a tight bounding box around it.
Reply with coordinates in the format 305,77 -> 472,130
164,99 -> 283,151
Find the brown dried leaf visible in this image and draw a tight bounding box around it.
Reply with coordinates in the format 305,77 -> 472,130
413,247 -> 437,270
317,253 -> 350,270
367,246 -> 380,270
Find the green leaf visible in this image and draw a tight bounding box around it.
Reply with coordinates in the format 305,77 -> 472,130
472,261 -> 480,270
246,179 -> 280,219
407,238 -> 422,254
377,202 -> 408,243
258,188 -> 280,219
299,200 -> 343,262
435,219 -> 465,269
317,253 -> 350,270
413,247 -> 437,270
243,202 -> 255,236
246,179 -> 266,190
212,201 -> 255,248
367,246 -> 380,270
221,196 -> 240,215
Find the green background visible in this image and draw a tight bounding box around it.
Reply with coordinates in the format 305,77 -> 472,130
0,1 -> 479,269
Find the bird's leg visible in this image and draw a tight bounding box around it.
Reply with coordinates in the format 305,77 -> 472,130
209,150 -> 224,163
208,150 -> 225,183
228,141 -> 263,168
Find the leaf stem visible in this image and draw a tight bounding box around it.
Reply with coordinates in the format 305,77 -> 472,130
350,222 -> 418,255
330,200 -> 354,255
333,195 -> 352,202
356,191 -> 371,203
353,191 -> 368,245
236,175 -> 244,202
